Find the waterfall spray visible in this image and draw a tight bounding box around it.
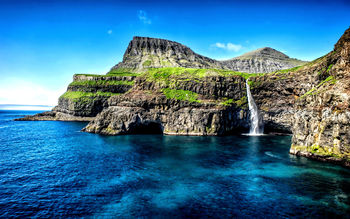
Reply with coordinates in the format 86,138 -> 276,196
246,80 -> 264,135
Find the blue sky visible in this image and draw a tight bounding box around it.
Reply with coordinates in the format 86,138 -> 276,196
0,0 -> 349,105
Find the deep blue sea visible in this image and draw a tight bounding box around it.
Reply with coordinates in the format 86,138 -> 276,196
1,110 -> 350,218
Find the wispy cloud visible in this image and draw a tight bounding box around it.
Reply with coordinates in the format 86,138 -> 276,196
213,42 -> 243,52
138,10 -> 151,24
107,29 -> 112,35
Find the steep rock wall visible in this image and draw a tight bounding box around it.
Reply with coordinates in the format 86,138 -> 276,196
113,36 -> 221,70
83,76 -> 250,136
289,27 -> 350,166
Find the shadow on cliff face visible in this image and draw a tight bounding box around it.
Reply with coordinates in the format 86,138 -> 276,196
128,121 -> 164,135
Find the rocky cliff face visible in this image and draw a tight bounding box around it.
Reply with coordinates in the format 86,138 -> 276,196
242,27 -> 350,167
25,36 -> 304,122
112,37 -> 221,71
289,27 -> 350,166
111,37 -> 305,73
17,74 -> 136,121
221,47 -> 307,73
83,73 -> 250,135
17,27 -> 350,167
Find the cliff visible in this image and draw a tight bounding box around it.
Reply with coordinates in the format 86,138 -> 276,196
16,73 -> 136,121
289,27 -> 350,166
18,36 -> 303,122
17,27 -> 350,167
112,36 -> 221,71
82,70 -> 250,135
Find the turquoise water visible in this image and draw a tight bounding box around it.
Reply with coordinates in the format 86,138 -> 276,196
0,110 -> 350,217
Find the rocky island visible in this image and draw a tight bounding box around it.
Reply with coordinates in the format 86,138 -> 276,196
18,27 -> 350,167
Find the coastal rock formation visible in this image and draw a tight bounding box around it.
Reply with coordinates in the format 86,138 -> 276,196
17,27 -> 350,167
19,37 -> 304,122
289,27 -> 350,166
17,74 -> 136,121
83,74 -> 250,135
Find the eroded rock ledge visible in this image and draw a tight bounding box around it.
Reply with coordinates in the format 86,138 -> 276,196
82,88 -> 249,136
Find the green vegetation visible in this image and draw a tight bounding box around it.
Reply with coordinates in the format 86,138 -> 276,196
162,88 -> 200,103
299,76 -> 337,99
161,60 -> 171,66
75,67 -> 267,87
144,67 -> 263,87
327,64 -> 333,73
75,71 -> 139,77
220,96 -> 247,108
60,91 -> 120,102
234,96 -> 248,109
291,144 -> 344,159
272,65 -> 303,74
107,68 -> 140,76
69,80 -> 134,86
143,60 -> 152,67
247,80 -> 262,89
219,96 -> 247,108
220,98 -> 234,106
304,54 -> 327,67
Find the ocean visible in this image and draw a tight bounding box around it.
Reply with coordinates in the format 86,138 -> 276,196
0,110 -> 349,217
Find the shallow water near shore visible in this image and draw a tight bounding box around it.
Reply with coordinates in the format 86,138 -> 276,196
1,110 -> 350,217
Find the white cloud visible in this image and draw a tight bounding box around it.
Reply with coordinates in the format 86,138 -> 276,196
138,10 -> 151,24
215,42 -> 226,49
213,42 -> 243,52
107,29 -> 113,35
226,43 -> 242,51
0,79 -> 65,106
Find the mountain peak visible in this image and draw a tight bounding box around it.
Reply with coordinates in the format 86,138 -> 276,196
235,47 -> 290,60
112,36 -> 220,71
111,36 -> 307,73
220,47 -> 307,73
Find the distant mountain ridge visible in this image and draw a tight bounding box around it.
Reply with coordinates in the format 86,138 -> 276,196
220,47 -> 307,73
234,47 -> 289,59
112,36 -> 307,73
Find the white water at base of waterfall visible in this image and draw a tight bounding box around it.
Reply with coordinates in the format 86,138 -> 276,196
245,80 -> 264,136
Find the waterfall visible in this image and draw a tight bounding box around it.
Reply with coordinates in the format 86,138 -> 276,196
246,80 -> 264,135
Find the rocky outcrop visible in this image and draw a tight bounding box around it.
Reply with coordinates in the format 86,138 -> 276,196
15,111 -> 94,121
111,37 -> 306,73
112,36 -> 221,71
17,27 -> 350,168
221,47 -> 307,73
289,27 -> 350,167
20,37 -> 305,121
18,74 -> 135,121
83,75 -> 250,136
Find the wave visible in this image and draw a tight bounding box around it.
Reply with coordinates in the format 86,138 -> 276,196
265,151 -> 282,159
